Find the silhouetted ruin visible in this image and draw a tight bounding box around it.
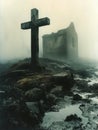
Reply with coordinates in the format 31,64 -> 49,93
43,22 -> 78,60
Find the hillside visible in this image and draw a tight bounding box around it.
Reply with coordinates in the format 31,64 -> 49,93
0,58 -> 98,130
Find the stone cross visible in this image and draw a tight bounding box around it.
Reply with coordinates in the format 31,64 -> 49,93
21,8 -> 50,66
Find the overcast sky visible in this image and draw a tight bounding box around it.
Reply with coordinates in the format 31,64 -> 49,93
0,0 -> 98,61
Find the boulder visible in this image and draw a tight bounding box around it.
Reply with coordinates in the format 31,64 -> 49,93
50,86 -> 63,96
51,72 -> 74,91
17,78 -> 34,91
2,101 -> 39,128
26,102 -> 44,121
76,80 -> 89,92
65,114 -> 82,122
46,94 -> 57,108
90,83 -> 98,93
73,94 -> 82,101
25,88 -> 44,101
17,78 -> 33,86
48,120 -> 83,130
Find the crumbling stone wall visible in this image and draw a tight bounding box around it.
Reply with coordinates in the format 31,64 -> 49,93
43,22 -> 78,60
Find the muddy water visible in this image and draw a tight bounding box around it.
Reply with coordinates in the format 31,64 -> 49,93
42,70 -> 98,129
42,104 -> 88,128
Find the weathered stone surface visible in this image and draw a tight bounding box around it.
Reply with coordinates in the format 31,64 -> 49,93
25,88 -> 44,101
1,102 -> 39,128
26,102 -> 44,120
17,78 -> 34,91
51,72 -> 74,91
17,78 -> 33,86
43,22 -> 78,60
65,114 -> 82,122
46,94 -> 57,107
73,94 -> 82,101
48,120 -> 82,130
75,80 -> 89,92
21,8 -> 50,66
50,86 -> 63,96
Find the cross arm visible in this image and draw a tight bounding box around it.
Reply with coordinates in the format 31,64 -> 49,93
21,21 -> 31,30
21,17 -> 50,30
35,17 -> 50,27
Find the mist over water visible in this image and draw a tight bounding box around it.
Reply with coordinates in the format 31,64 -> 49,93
0,0 -> 98,62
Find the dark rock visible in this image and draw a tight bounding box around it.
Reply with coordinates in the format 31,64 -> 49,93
77,69 -> 91,78
48,120 -> 83,130
51,71 -> 74,91
17,74 -> 50,91
26,101 -> 44,121
50,86 -> 63,96
65,114 -> 82,122
46,94 -> 57,108
5,86 -> 23,100
73,94 -> 82,101
90,83 -> 98,93
2,101 -> 43,128
17,77 -> 34,91
75,80 -> 89,92
25,88 -> 44,101
2,70 -> 28,84
0,91 -> 5,99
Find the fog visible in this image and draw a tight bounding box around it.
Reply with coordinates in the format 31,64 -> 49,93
0,0 -> 98,62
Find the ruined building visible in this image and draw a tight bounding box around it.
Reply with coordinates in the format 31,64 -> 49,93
42,22 -> 78,60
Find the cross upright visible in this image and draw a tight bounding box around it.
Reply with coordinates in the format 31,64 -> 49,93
21,8 -> 50,66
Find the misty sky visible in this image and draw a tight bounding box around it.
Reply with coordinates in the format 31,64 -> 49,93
0,0 -> 98,61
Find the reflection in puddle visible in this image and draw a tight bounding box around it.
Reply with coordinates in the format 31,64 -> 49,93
42,104 -> 88,128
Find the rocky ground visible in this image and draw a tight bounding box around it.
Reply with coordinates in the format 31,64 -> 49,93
0,58 -> 98,130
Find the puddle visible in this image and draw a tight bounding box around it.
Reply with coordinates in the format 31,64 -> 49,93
42,104 -> 88,128
41,69 -> 98,129
95,71 -> 98,76
90,97 -> 98,103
